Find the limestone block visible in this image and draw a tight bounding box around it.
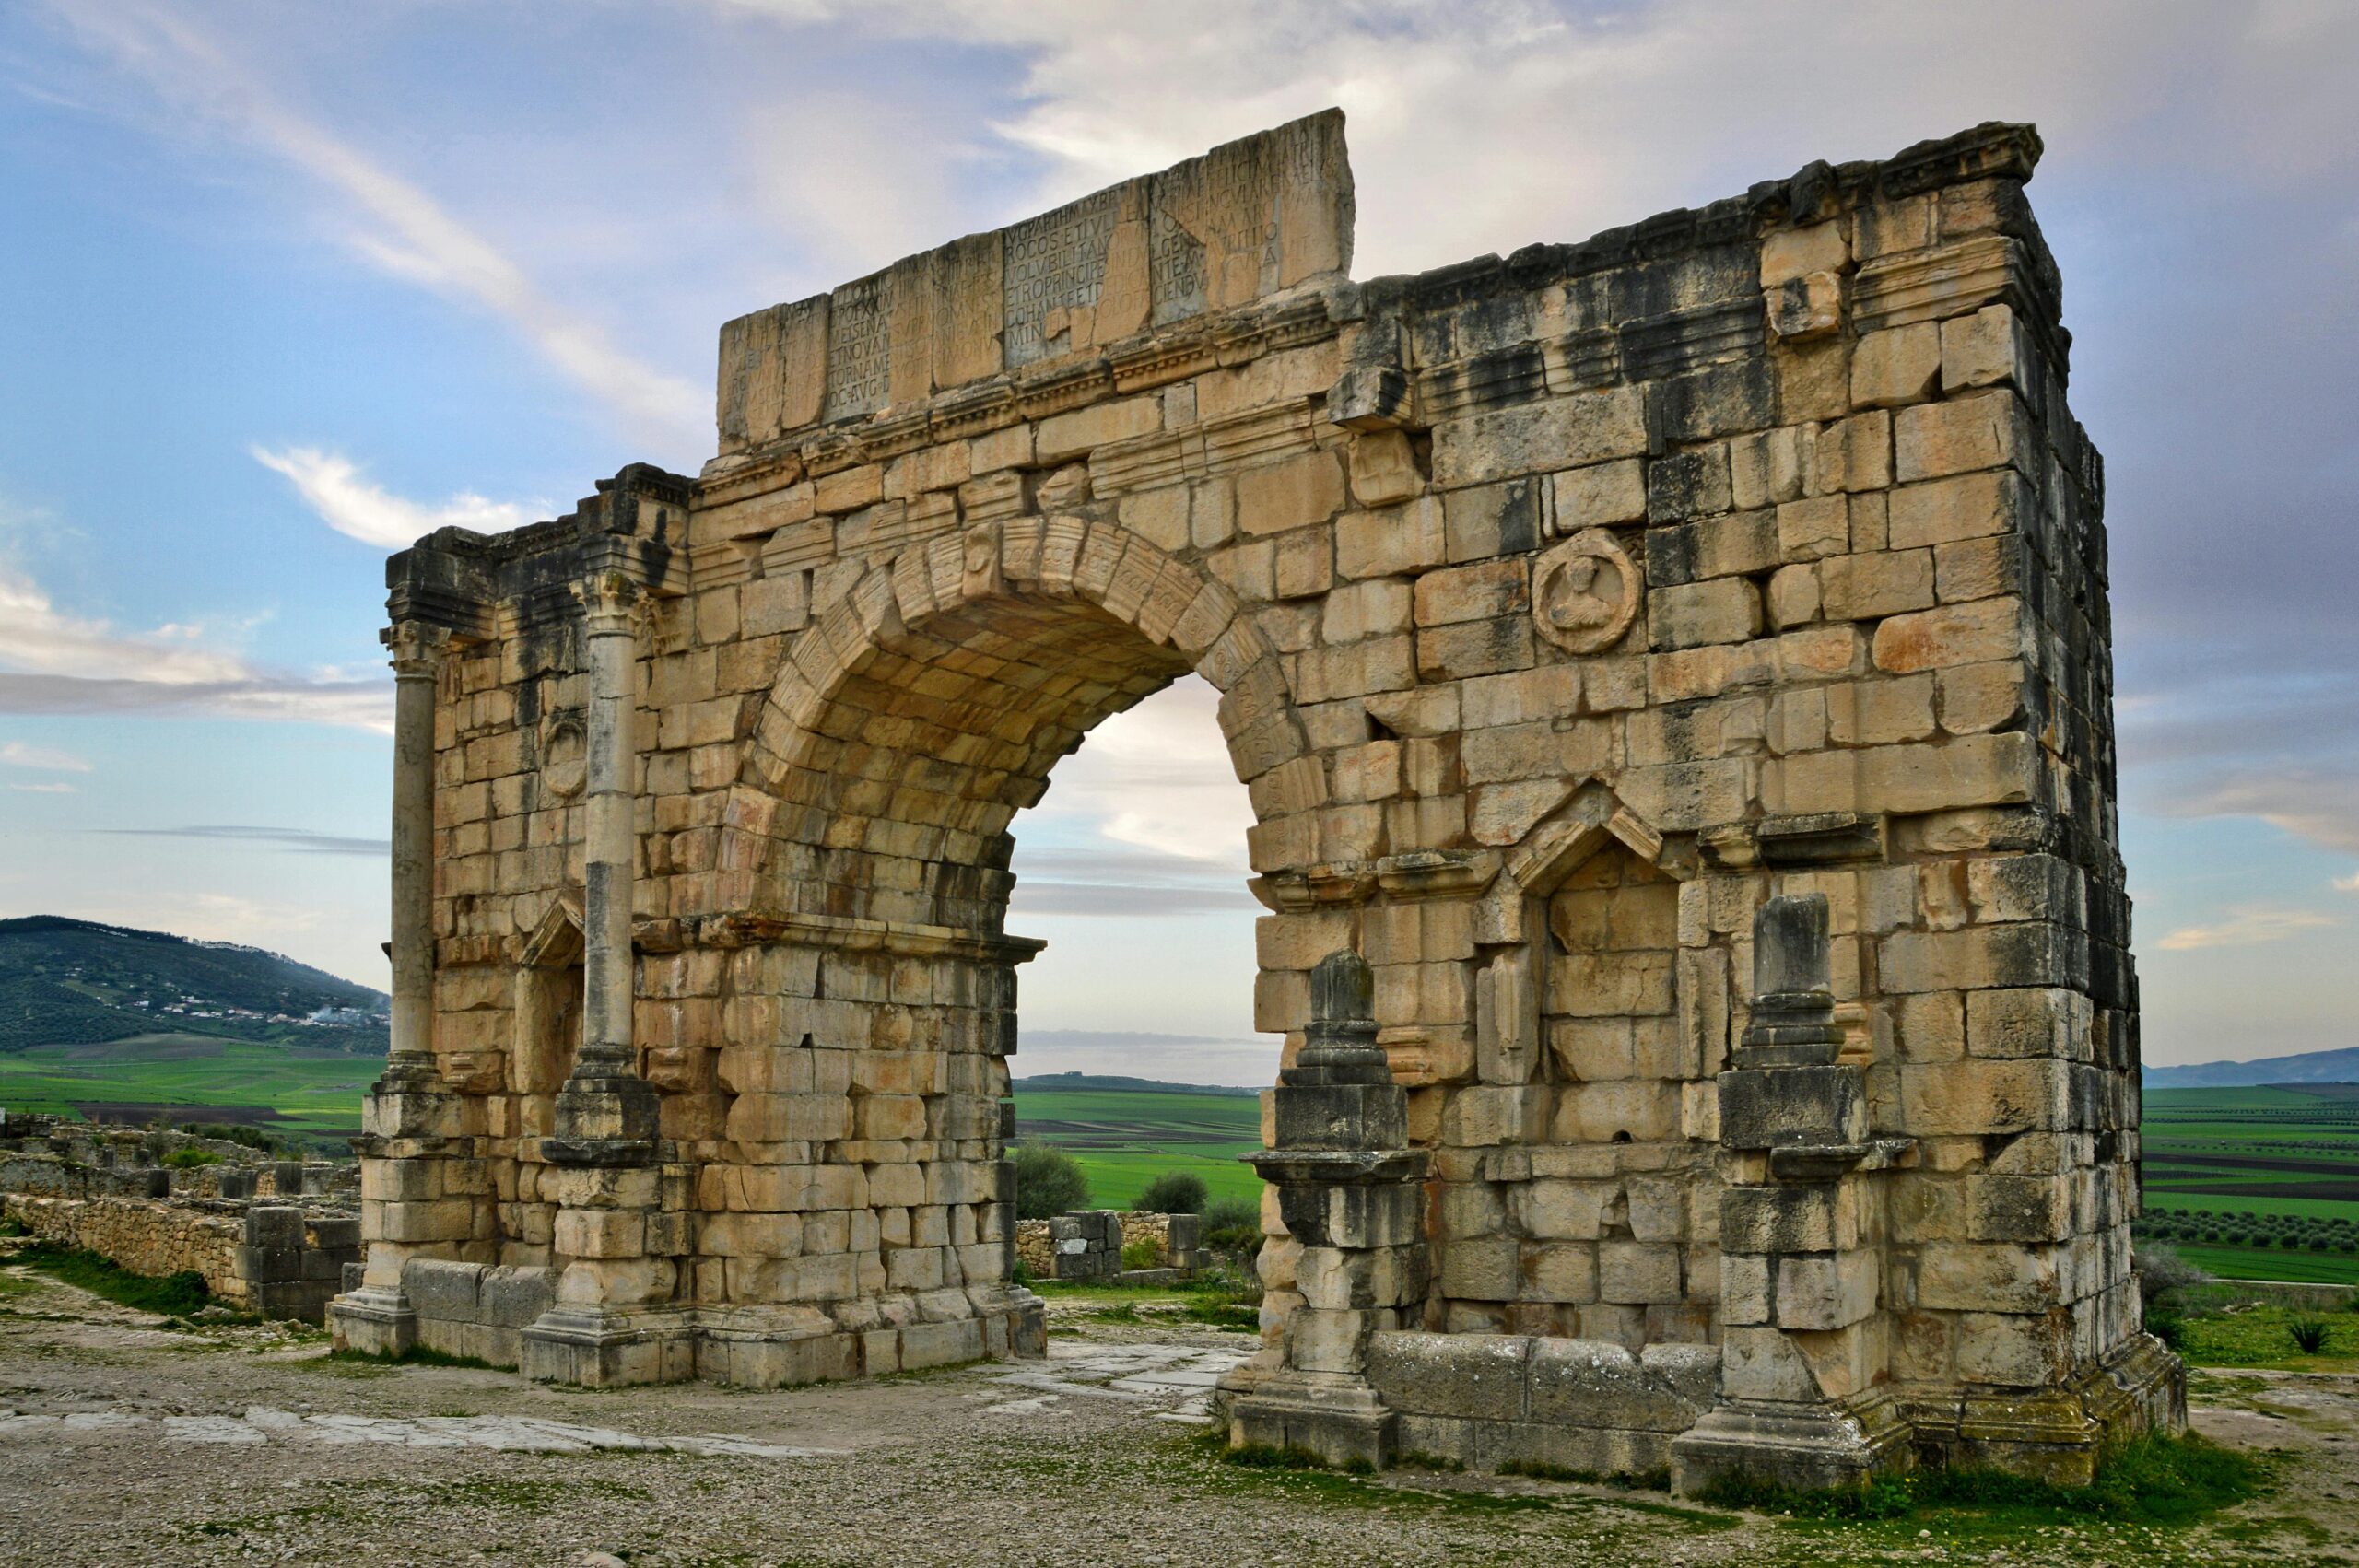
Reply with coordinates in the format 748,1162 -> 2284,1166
1953,1309 -> 2069,1387
1895,390 -> 2024,482
1429,387 -> 1649,489
1967,1173 -> 2072,1244
1597,1241 -> 1681,1305
1553,1081 -> 1679,1144
1941,304 -> 2025,393
1237,450 -> 1347,535
1721,1184 -> 1856,1254
1812,411 -> 1893,495
1036,396 -> 1162,465
1767,272 -> 1843,340
1417,615 -> 1533,681
1721,1253 -> 1772,1326
555,1209 -> 646,1260
1551,460 -> 1647,532
1776,495 -> 1849,562
1887,469 -> 2025,551
1850,323 -> 1941,409
1415,558 -> 1529,627
1439,1085 -> 1546,1147
1648,579 -> 1761,650
1439,1237 -> 1520,1301
1646,447 -> 1732,524
1897,1059 -> 2072,1135
1917,1244 -> 2064,1314
1367,1330 -> 1531,1422
1818,549 -> 1934,622
1775,1251 -> 1878,1330
1719,1325 -> 1824,1402
1966,988 -> 2080,1059
1335,497 -> 1446,579
1825,674 -> 1936,745
1650,510 -> 1778,587
1442,478 -> 1544,563
1761,221 -> 1848,286
1348,430 -> 1424,507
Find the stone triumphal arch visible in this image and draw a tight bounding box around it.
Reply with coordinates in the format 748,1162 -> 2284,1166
330,111 -> 2181,1491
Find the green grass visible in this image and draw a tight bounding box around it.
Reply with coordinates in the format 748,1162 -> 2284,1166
2172,1300 -> 2359,1372
1029,1273 -> 1264,1332
0,1034 -> 377,1144
1699,1433 -> 2268,1530
9,1242 -> 215,1316
2165,1242 -> 2359,1284
1010,1087 -> 1265,1209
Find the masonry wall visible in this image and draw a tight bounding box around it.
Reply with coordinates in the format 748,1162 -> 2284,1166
359,117 -> 2155,1456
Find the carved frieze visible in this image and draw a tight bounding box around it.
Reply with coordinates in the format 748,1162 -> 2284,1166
1532,528 -> 1639,655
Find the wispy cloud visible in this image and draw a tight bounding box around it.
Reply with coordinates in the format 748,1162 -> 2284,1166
2336,872 -> 2359,894
2155,907 -> 2342,953
0,740 -> 91,772
94,825 -> 389,856
0,558 -> 390,732
2145,769 -> 2359,858
43,1 -> 703,450
8,782 -> 76,795
252,446 -> 534,550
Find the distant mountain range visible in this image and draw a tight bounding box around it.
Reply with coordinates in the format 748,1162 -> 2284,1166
0,916 -> 388,1055
1012,1071 -> 1260,1097
2145,1045 -> 2359,1089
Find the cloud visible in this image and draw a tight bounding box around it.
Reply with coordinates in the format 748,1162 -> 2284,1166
2336,872 -> 2359,894
94,825 -> 389,856
0,741 -> 91,772
1010,882 -> 1259,918
0,558 -> 391,732
8,782 -> 76,795
2144,769 -> 2359,858
42,1 -> 704,450
251,446 -> 534,550
2155,907 -> 2342,953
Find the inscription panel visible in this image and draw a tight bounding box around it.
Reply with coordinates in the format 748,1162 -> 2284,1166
824,274 -> 891,424
1003,188 -> 1119,369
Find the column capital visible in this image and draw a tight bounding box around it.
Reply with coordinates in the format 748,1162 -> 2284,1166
574,572 -> 647,636
382,620 -> 452,678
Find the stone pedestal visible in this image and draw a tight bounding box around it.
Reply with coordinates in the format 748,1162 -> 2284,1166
519,1158 -> 691,1386
1672,895 -> 1914,1493
1224,951 -> 1429,1468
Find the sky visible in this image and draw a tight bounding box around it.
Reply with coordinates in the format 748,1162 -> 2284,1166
0,1 -> 2353,1082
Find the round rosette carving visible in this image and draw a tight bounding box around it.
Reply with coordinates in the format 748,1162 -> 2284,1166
1532,528 -> 1640,655
541,718 -> 588,799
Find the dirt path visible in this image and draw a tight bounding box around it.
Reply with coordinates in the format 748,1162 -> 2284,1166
0,1268 -> 2354,1568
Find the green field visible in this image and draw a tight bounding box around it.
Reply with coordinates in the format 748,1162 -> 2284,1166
0,1034 -> 378,1146
1010,1086 -> 1265,1210
2139,1083 -> 2359,1282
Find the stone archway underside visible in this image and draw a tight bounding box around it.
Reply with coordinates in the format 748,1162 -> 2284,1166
334,111 -> 2180,1492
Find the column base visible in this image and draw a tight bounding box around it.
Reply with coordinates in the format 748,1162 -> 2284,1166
1671,1396 -> 1911,1494
1226,1372 -> 1396,1469
519,1305 -> 697,1387
1907,1334 -> 2186,1486
327,1286 -> 417,1358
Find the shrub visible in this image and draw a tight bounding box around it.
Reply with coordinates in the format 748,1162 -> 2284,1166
2146,1306 -> 2186,1351
1201,1195 -> 1263,1259
1135,1171 -> 1209,1215
2133,1242 -> 2207,1306
2289,1317 -> 2330,1354
1008,1139 -> 1089,1221
162,1148 -> 222,1170
1121,1236 -> 1165,1270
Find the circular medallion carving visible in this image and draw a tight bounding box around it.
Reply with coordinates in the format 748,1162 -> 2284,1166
542,719 -> 587,799
1532,529 -> 1639,655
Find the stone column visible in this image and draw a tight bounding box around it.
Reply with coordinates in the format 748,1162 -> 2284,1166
329,620 -> 464,1356
1223,950 -> 1429,1468
1671,894 -> 1912,1492
522,572 -> 686,1386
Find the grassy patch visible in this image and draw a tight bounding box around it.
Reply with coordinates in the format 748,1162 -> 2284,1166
2176,1300 -> 2359,1371
1699,1433 -> 2267,1529
11,1242 -> 213,1316
328,1344 -> 499,1371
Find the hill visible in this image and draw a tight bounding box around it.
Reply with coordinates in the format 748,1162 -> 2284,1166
1011,1071 -> 1259,1097
0,916 -> 388,1056
2146,1045 -> 2359,1089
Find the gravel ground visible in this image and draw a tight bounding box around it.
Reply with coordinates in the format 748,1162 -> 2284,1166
0,1266 -> 2354,1568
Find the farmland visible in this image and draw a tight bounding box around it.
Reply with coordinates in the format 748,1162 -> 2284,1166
2138,1083 -> 2359,1283
0,1034 -> 376,1147
1008,1084 -> 1265,1210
